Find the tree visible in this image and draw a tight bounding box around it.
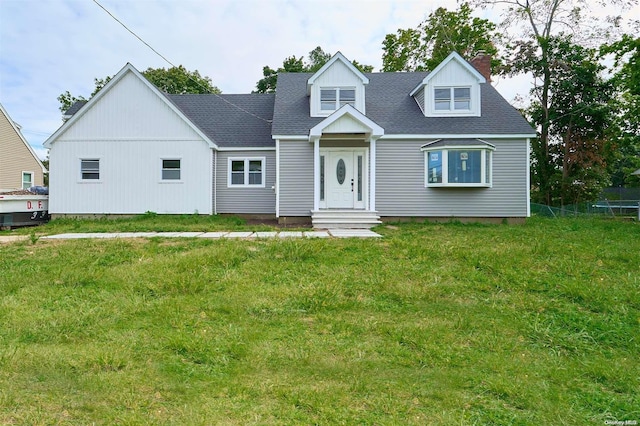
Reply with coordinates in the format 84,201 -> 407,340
526,36 -> 614,205
58,66 -> 219,113
57,76 -> 111,114
142,65 -> 219,95
470,0 -> 637,204
254,46 -> 374,93
602,35 -> 640,187
381,3 -> 501,72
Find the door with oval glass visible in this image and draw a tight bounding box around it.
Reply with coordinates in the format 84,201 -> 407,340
326,150 -> 366,209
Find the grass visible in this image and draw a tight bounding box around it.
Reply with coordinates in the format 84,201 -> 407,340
0,217 -> 638,424
0,211 -> 280,236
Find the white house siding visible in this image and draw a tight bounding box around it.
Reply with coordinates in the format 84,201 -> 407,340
310,60 -> 366,116
215,150 -> 276,214
278,140 -> 314,216
413,86 -> 426,114
375,139 -> 528,217
423,58 -> 482,116
48,140 -> 212,214
48,70 -> 212,215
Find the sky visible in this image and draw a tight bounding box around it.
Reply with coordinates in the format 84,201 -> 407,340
0,0 -> 637,161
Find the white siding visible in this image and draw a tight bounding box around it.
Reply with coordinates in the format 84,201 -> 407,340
323,114 -> 371,134
375,139 -> 528,217
423,59 -> 482,117
48,70 -> 212,215
216,150 -> 276,214
48,140 -> 212,214
310,60 -> 366,116
279,140 -> 314,216
57,72 -> 200,141
429,60 -> 479,86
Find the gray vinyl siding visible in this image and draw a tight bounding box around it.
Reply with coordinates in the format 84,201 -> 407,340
215,150 -> 276,214
279,140 -> 314,216
413,87 -> 425,114
376,139 -> 528,217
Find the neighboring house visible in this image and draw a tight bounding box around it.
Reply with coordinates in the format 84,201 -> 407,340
44,51 -> 536,227
0,102 -> 47,191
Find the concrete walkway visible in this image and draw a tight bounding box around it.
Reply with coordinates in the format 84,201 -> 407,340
37,229 -> 381,241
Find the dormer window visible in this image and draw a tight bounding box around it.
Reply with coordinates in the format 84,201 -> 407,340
321,88 -> 356,112
435,87 -> 471,111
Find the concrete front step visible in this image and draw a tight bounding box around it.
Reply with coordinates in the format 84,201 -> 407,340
311,210 -> 381,229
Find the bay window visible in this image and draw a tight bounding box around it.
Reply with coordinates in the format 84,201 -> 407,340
423,142 -> 494,187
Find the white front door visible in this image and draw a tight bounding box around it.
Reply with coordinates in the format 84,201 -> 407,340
323,150 -> 366,209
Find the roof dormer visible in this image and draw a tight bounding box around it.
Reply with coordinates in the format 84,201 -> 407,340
308,52 -> 369,117
410,52 -> 485,118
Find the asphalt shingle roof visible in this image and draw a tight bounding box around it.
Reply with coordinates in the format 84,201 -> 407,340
165,93 -> 275,148
272,72 -> 535,137
64,100 -> 88,116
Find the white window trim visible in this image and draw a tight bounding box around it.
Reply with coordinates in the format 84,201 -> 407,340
160,157 -> 183,183
79,158 -> 102,183
433,86 -> 471,111
227,157 -> 266,188
22,171 -> 34,190
426,85 -> 480,117
318,86 -> 356,115
422,146 -> 493,188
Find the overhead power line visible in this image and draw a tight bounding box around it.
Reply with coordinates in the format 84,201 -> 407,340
92,0 -> 272,124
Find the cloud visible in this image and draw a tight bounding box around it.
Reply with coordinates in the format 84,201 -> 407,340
1,0 -> 637,155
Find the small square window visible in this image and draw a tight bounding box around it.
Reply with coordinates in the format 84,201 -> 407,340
434,88 -> 451,111
339,89 -> 356,107
321,89 -> 337,111
81,159 -> 100,180
162,159 -> 181,180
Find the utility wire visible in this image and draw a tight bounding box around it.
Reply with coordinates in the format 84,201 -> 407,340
92,0 -> 272,124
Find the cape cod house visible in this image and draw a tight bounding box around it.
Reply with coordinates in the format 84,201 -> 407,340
44,52 -> 535,227
1,102 -> 47,191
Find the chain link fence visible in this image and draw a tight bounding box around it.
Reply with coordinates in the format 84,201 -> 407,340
531,200 -> 640,219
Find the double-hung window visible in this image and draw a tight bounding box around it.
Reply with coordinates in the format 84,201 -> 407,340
162,159 -> 181,180
80,159 -> 100,180
434,87 -> 471,111
22,172 -> 33,189
228,157 -> 265,187
320,87 -> 356,112
423,141 -> 494,187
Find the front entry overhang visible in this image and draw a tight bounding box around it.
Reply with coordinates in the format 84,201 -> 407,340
308,105 -> 384,213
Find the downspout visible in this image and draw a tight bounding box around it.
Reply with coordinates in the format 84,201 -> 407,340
214,149 -> 217,215
526,138 -> 531,218
313,136 -> 320,212
275,139 -> 280,218
370,136 -> 377,212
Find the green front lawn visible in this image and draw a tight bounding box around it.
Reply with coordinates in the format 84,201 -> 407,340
0,217 -> 638,424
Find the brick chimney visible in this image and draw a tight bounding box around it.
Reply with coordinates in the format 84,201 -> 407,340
470,51 -> 491,82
